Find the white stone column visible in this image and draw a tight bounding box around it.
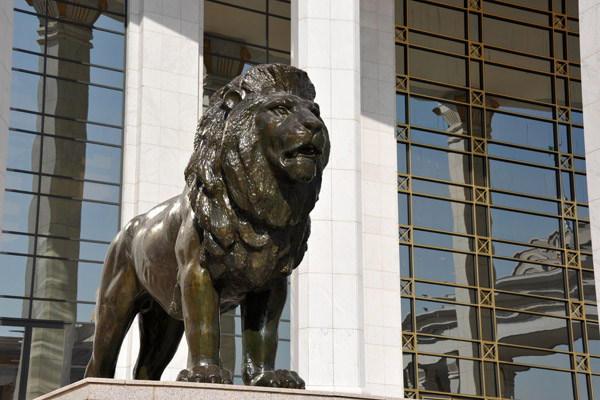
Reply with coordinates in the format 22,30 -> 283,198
580,2 -> 600,316
291,0 -> 365,393
360,0 -> 404,398
115,0 -> 203,380
0,0 -> 14,243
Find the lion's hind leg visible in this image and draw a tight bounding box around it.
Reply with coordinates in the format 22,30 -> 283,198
133,301 -> 184,380
85,235 -> 141,378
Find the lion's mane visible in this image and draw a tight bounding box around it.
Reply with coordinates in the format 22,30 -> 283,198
184,64 -> 329,277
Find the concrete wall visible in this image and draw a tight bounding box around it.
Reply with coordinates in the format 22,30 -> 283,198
0,0 -> 14,244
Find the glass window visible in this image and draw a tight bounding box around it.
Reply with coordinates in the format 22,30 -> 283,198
10,70 -> 40,113
408,0 -> 467,38
0,232 -> 30,255
483,16 -> 551,57
397,142 -> 408,173
489,159 -> 557,198
12,10 -> 45,53
575,173 -> 588,203
490,191 -> 559,215
40,137 -> 121,183
39,176 -> 120,203
7,130 -> 39,172
416,335 -> 479,358
414,282 -> 477,303
572,127 -> 585,155
2,192 -> 37,233
43,78 -> 123,125
413,247 -> 476,286
413,195 -> 473,234
568,34 -> 580,63
498,345 -> 570,369
499,364 -> 575,399
409,31 -> 466,55
490,208 -> 561,246
488,112 -> 554,151
396,44 -> 406,74
411,129 -> 469,151
0,254 -> 32,297
487,94 -> 554,119
409,48 -> 467,87
493,258 -> 566,298
495,291 -> 567,315
417,356 -> 481,396
0,325 -> 25,398
413,229 -> 474,252
412,178 -> 472,201
485,63 -> 553,103
398,193 -> 410,225
484,47 -> 552,72
410,79 -> 469,102
488,143 -> 556,167
205,2 -> 266,47
415,299 -> 480,340
492,241 -> 561,262
397,94 -> 407,123
496,310 -> 570,349
484,0 -> 550,24
412,145 -> 471,184
410,96 -> 468,133
400,244 -> 411,277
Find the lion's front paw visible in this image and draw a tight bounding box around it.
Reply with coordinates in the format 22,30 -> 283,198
249,369 -> 305,389
176,365 -> 232,384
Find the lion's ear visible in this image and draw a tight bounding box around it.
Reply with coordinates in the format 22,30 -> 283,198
222,88 -> 245,110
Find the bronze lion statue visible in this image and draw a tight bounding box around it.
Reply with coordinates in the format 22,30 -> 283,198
84,64 -> 329,388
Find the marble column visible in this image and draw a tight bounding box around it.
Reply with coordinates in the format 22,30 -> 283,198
291,0 -> 365,393
115,0 -> 203,380
359,0 -> 404,397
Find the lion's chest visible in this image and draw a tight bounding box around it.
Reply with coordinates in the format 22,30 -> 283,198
203,226 -> 306,306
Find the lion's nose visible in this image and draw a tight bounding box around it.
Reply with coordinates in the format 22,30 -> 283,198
302,113 -> 323,134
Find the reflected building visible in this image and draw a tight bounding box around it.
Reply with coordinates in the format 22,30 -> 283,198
1,0 -> 600,400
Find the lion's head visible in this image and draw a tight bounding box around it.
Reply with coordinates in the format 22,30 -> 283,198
185,64 -> 330,254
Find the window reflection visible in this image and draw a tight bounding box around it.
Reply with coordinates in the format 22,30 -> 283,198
400,0 -> 594,397
413,247 -> 476,286
410,97 -> 468,133
499,364 -> 575,400
417,355 -> 481,396
413,195 -> 473,234
415,300 -> 479,340
490,191 -> 559,215
412,146 -> 471,184
498,345 -> 571,369
490,208 -> 562,246
2,1 -> 126,398
489,159 -> 557,198
483,16 -> 551,57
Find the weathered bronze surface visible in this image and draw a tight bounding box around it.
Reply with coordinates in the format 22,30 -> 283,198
84,64 -> 330,388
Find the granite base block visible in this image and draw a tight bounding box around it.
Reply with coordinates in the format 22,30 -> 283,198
35,378 -> 404,400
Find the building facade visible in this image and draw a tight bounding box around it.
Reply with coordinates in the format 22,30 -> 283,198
1,0 -> 600,399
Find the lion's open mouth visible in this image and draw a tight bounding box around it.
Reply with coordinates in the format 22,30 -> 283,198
285,144 -> 321,160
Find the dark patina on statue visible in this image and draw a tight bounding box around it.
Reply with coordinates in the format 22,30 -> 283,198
84,64 -> 329,388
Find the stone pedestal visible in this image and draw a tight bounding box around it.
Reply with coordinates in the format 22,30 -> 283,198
35,378 -> 402,400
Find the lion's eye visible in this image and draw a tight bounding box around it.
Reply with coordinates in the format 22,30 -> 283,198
271,105 -> 289,117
